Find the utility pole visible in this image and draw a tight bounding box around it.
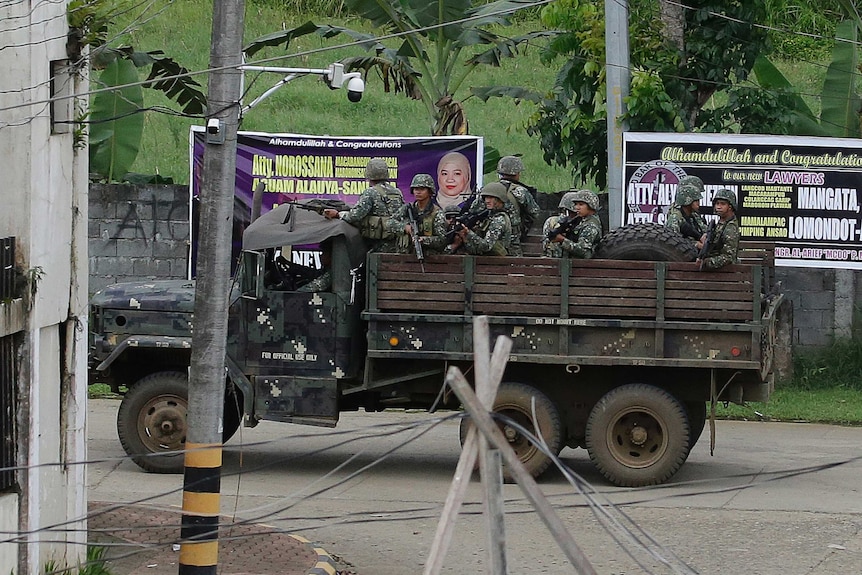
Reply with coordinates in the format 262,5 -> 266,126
605,0 -> 630,230
178,2 -> 245,575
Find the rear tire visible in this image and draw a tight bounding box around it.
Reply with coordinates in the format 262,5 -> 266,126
117,371 -> 242,473
596,223 -> 697,262
585,384 -> 690,487
459,382 -> 562,482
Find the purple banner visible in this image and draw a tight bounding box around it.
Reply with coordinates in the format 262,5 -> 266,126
190,128 -> 483,213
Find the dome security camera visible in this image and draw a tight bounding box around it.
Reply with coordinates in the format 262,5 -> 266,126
346,76 -> 364,103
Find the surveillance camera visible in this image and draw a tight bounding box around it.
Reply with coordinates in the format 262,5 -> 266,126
205,118 -> 225,144
346,76 -> 364,103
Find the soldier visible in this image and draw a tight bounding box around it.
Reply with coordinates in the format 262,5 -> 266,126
542,189 -> 603,259
666,175 -> 707,248
392,173 -> 440,254
698,188 -> 740,271
323,158 -> 405,252
454,182 -> 512,256
495,155 -> 541,256
435,204 -> 465,255
323,158 -> 404,252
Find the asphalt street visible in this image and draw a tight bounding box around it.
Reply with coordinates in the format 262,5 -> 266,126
87,398 -> 862,574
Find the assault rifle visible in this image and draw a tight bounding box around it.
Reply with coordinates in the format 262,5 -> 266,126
678,217 -> 704,241
697,220 -> 717,271
286,197 -> 350,215
406,205 -> 425,273
444,209 -> 493,244
545,215 -> 581,242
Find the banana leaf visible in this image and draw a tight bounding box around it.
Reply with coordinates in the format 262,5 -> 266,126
821,20 -> 860,138
753,56 -> 826,136
89,58 -> 144,182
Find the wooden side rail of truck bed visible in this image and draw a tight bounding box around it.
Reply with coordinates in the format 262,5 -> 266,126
368,254 -> 763,324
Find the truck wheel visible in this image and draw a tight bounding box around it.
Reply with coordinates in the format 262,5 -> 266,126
459,382 -> 562,482
585,384 -> 690,487
595,223 -> 697,262
117,371 -> 242,473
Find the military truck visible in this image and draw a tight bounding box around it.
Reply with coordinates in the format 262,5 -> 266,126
89,203 -> 783,487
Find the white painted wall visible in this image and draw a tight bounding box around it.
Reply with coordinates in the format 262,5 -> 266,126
0,1 -> 89,574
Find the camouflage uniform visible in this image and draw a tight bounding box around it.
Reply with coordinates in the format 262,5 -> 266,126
665,206 -> 707,240
296,269 -> 332,292
390,201 -> 440,254
701,216 -> 740,270
541,214 -> 602,258
499,178 -> 541,255
665,175 -> 707,242
463,210 -> 512,256
339,182 -> 405,252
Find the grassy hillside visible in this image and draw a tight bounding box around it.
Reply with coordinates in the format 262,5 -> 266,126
108,0 -> 830,193
110,0 -> 571,193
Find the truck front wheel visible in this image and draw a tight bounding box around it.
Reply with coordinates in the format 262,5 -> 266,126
585,384 -> 690,487
459,382 -> 562,482
117,371 -> 242,473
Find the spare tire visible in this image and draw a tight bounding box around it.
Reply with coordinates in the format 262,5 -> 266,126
596,223 -> 697,262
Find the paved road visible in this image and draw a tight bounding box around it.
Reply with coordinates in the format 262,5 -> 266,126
88,398 -> 862,574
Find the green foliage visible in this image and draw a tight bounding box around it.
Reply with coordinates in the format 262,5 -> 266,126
820,19 -> 861,137
716,388 -> 862,425
41,547 -> 112,575
79,546 -> 112,575
244,0 -> 552,136
790,338 -> 862,391
529,0 -> 774,189
753,17 -> 861,138
89,58 -> 145,182
71,1 -> 207,182
763,0 -> 843,59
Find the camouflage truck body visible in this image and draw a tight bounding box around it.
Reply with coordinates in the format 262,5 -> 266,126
90,206 -> 782,486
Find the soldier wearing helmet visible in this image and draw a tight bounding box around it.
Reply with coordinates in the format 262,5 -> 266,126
492,155 -> 541,256
434,204 -> 466,255
324,157 -> 405,252
390,173 -> 442,254
697,188 -> 740,271
542,189 -> 603,258
451,182 -> 512,256
665,175 -> 707,245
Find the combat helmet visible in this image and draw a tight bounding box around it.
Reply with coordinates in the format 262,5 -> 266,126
673,180 -> 703,206
496,155 -> 524,176
713,188 -> 738,211
562,189 -> 599,211
479,182 -> 509,202
678,175 -> 704,194
410,173 -> 436,192
365,158 -> 390,180
443,204 -> 461,217
558,191 -> 580,212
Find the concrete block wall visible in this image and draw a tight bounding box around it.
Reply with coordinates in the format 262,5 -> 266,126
89,183 -> 191,295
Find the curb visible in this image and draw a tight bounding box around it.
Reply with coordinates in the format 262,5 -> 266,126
288,534 -> 337,575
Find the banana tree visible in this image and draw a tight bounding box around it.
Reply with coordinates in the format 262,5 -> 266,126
69,0 -> 206,182
243,0 -> 555,136
754,17 -> 860,138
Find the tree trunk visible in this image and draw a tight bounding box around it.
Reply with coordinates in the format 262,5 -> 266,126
659,0 -> 685,52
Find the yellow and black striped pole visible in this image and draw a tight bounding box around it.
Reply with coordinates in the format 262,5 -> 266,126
179,443 -> 222,575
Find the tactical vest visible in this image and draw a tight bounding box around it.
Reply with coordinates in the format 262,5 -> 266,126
474,212 -> 510,256
359,183 -> 405,240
